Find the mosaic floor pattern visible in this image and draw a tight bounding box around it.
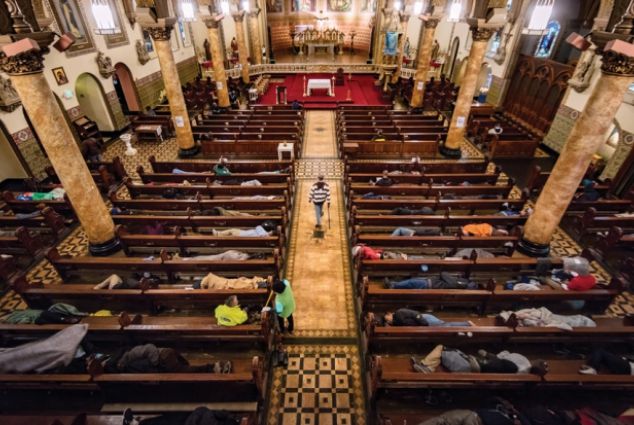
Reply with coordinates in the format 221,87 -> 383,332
267,345 -> 366,425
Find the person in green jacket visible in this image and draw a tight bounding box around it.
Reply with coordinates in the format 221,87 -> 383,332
213,157 -> 231,176
273,279 -> 296,334
214,295 -> 247,326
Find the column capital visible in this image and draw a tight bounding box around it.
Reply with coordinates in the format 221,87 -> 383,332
0,50 -> 45,75
600,49 -> 634,76
470,26 -> 496,42
144,25 -> 174,41
421,17 -> 440,28
203,14 -> 225,29
232,10 -> 246,22
247,8 -> 261,18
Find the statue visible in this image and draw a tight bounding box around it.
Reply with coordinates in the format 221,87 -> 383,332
382,6 -> 401,33
568,46 -> 597,93
0,74 -> 20,112
96,51 -> 115,78
203,39 -> 212,61
136,40 -> 150,65
231,37 -> 238,54
431,40 -> 440,62
404,37 -> 411,58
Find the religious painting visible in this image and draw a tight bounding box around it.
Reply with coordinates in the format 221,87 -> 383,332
292,0 -> 316,12
52,67 -> 69,85
49,0 -> 95,56
266,0 -> 284,13
104,0 -> 129,48
535,20 -> 561,58
361,0 -> 377,12
328,0 -> 352,12
178,21 -> 192,48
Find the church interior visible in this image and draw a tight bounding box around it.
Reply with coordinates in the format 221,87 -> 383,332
0,0 -> 633,424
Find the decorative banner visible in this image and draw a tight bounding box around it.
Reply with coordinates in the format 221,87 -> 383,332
384,32 -> 398,57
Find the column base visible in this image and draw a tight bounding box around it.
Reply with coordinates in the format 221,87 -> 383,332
439,143 -> 462,159
89,237 -> 121,257
516,237 -> 550,257
178,145 -> 200,158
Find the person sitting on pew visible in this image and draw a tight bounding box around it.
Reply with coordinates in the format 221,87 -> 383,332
371,129 -> 386,142
488,123 -> 503,136
199,272 -> 268,289
461,223 -> 509,237
122,407 -> 242,425
575,179 -> 601,202
144,106 -> 157,117
215,295 -> 248,326
383,309 -> 474,327
80,137 -> 104,163
579,348 -> 634,375
391,226 -> 442,236
213,157 -> 231,176
211,221 -> 276,237
411,344 -> 547,375
370,170 -> 395,187
498,307 -> 596,331
383,272 -> 477,290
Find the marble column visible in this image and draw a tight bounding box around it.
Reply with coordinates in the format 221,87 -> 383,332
0,49 -> 118,255
146,25 -> 198,157
248,9 -> 262,65
518,50 -> 634,256
410,18 -> 439,108
441,27 -> 495,158
391,14 -> 410,83
233,11 -> 250,84
204,15 -> 231,108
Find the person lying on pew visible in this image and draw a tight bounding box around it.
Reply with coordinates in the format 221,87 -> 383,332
392,226 -> 442,236
390,206 -> 435,215
204,206 -> 254,217
579,348 -> 634,375
215,295 -> 248,326
547,256 -> 597,291
461,223 -> 509,237
213,157 -> 231,176
497,203 -> 532,217
122,406 -> 242,425
199,272 -> 268,290
93,273 -> 161,290
410,344 -> 547,375
352,244 -> 437,261
371,129 -> 386,142
211,221 -> 276,237
177,250 -> 259,261
383,272 -> 478,290
143,106 -> 157,117
383,309 -> 474,327
370,170 -> 395,186
498,307 -> 596,331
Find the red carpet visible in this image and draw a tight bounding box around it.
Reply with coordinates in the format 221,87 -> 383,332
257,74 -> 391,109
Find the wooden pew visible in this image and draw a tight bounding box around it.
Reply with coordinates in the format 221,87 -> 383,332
341,139 -> 441,159
111,213 -> 287,232
571,208 -> 634,239
350,213 -> 527,231
0,414 -> 253,425
148,157 -> 293,174
0,226 -> 45,257
114,224 -> 286,258
596,226 -> 634,253
13,275 -> 271,314
348,183 -> 515,201
526,165 -> 612,197
346,170 -> 501,186
345,159 -> 490,174
137,165 -> 294,187
2,191 -> 75,218
201,140 -> 300,160
350,198 -> 527,214
0,207 -> 68,238
45,248 -> 281,282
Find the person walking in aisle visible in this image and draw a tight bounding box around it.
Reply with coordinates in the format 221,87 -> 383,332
308,175 -> 331,229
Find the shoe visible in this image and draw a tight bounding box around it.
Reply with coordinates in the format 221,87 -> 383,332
222,360 -> 232,374
122,408 -> 135,425
579,365 -> 597,375
410,356 -> 432,373
383,277 -> 392,289
213,361 -> 222,374
477,349 -> 488,358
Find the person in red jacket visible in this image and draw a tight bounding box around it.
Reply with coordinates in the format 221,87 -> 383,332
352,244 -> 383,260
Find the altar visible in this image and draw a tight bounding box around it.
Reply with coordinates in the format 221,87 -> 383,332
306,78 -> 334,97
306,42 -> 336,57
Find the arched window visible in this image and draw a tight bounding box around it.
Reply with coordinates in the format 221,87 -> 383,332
534,20 -> 560,58
487,31 -> 501,56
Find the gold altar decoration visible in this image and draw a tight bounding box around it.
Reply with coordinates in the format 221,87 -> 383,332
294,28 -> 346,56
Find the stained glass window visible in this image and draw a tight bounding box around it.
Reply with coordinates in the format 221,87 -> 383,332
534,20 -> 560,58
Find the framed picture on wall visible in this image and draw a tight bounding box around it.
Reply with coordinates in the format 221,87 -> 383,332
52,67 -> 69,85
328,0 -> 352,12
266,0 -> 283,13
291,0 -> 316,12
361,0 -> 377,12
49,0 -> 95,56
104,0 -> 129,48
141,29 -> 157,59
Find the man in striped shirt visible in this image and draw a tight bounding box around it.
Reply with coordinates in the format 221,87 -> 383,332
308,175 -> 331,228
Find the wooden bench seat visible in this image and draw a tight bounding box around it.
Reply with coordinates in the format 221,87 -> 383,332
345,159 -> 490,174
350,214 -> 527,229
354,234 -> 519,249
571,208 -> 634,239
201,140 -> 300,159
346,171 -> 501,186
149,157 -> 293,174
350,198 -> 526,213
0,227 -> 45,257
2,192 -> 75,217
137,167 -> 293,186
45,248 -> 281,282
348,183 -> 514,200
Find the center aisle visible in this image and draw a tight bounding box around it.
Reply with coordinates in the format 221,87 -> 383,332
266,111 -> 367,424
